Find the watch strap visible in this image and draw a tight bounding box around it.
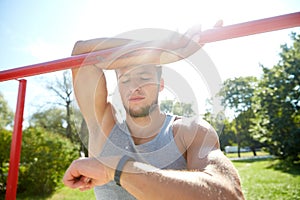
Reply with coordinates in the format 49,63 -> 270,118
114,155 -> 134,186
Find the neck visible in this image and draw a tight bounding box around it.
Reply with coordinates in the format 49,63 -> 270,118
126,108 -> 166,145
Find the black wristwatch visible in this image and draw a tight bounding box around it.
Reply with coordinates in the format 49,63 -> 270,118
114,155 -> 134,186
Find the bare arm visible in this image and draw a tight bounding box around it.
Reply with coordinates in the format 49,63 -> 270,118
114,119 -> 244,200
63,118 -> 244,199
71,38 -> 133,156
69,34 -> 200,156
117,150 -> 243,200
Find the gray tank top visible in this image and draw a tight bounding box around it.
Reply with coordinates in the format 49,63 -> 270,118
94,114 -> 187,200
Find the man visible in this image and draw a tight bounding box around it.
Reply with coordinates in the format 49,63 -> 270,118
63,32 -> 245,199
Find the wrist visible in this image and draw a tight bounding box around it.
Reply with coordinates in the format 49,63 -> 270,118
114,155 -> 135,186
105,164 -> 115,182
100,156 -> 121,182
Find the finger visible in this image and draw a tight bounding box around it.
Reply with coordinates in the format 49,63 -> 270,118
62,168 -> 81,187
64,179 -> 85,189
187,25 -> 202,35
185,25 -> 202,41
214,20 -> 223,28
79,185 -> 92,191
80,176 -> 92,184
79,179 -> 94,191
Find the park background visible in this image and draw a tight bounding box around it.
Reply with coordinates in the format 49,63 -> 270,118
0,0 -> 300,199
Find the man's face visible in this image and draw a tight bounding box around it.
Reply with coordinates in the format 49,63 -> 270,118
117,65 -> 163,118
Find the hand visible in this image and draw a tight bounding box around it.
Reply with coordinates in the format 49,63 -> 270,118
184,19 -> 223,44
62,157 -> 112,191
159,20 -> 223,63
90,20 -> 224,69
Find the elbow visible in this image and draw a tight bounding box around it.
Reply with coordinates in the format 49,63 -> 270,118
219,181 -> 245,200
209,185 -> 245,200
196,178 -> 245,200
233,183 -> 245,200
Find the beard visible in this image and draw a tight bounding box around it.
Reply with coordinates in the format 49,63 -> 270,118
125,99 -> 158,118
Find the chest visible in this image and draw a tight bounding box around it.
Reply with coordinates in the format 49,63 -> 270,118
99,123 -> 187,169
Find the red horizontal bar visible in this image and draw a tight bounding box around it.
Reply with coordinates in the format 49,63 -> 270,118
0,12 -> 299,82
199,11 -> 300,43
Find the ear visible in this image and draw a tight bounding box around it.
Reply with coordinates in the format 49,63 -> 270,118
159,78 -> 164,92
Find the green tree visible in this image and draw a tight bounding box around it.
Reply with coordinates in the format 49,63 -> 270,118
0,129 -> 12,194
252,33 -> 300,161
0,94 -> 14,195
234,109 -> 261,156
46,70 -> 74,140
160,100 -> 195,117
203,111 -> 235,151
29,108 -> 66,136
218,76 -> 259,157
217,118 -> 236,151
0,92 -> 14,129
45,71 -> 89,155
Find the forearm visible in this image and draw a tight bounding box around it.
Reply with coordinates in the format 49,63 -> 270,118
72,38 -> 135,55
71,34 -> 202,71
112,161 -> 241,200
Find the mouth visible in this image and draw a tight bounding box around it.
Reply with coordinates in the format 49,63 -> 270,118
128,96 -> 145,102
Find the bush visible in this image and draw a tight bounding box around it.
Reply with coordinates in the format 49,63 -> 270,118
17,127 -> 79,196
0,129 -> 12,195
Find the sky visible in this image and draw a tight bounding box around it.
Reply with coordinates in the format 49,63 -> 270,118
0,0 -> 299,122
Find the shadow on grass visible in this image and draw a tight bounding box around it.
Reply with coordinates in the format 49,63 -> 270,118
16,193 -> 52,200
1,193 -> 52,200
267,159 -> 300,176
232,157 -> 274,163
233,157 -> 300,176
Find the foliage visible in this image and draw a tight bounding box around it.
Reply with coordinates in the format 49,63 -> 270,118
216,118 -> 236,150
160,100 -> 195,117
44,71 -> 74,139
203,111 -> 230,150
30,107 -> 88,156
29,108 -> 67,136
251,32 -> 300,161
0,129 -> 12,194
46,70 -> 74,140
218,76 -> 261,156
17,127 -> 79,196
0,92 -> 14,129
217,32 -> 300,161
219,76 -> 258,113
43,71 -> 88,154
0,91 -> 14,194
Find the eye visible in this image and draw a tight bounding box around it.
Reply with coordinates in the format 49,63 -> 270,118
119,75 -> 130,84
141,77 -> 151,81
140,74 -> 152,81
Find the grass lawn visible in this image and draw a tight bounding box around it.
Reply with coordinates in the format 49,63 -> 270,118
233,158 -> 300,200
225,150 -> 270,158
45,187 -> 95,200
16,186 -> 95,200
15,156 -> 300,200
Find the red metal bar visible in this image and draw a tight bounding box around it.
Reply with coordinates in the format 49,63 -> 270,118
199,11 -> 300,43
5,79 -> 27,200
0,12 -> 299,82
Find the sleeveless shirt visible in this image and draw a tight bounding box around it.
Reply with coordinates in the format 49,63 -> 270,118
94,114 -> 187,200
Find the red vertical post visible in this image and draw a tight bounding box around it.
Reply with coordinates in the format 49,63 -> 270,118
5,79 -> 27,200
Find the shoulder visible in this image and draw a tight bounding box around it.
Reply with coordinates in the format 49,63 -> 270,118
173,116 -> 213,131
173,116 -> 219,146
172,116 -> 220,159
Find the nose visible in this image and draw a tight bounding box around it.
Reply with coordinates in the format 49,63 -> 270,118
128,78 -> 142,93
